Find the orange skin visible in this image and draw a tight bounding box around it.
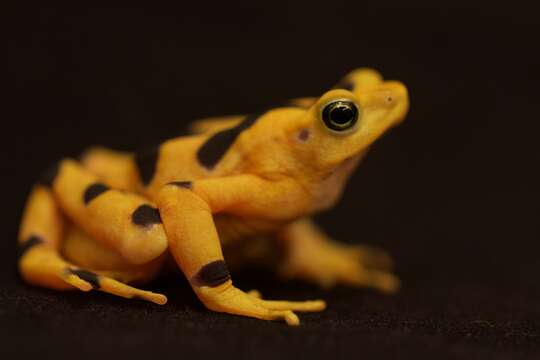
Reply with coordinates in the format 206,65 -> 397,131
18,68 -> 409,325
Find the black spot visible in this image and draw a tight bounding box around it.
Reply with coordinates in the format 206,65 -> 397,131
197,112 -> 262,169
38,162 -> 60,188
67,268 -> 100,289
134,146 -> 160,186
83,183 -> 110,205
191,260 -> 231,287
167,181 -> 193,189
131,204 -> 162,227
333,78 -> 355,92
18,235 -> 44,257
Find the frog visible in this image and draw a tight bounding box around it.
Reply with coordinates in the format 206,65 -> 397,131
18,68 -> 409,325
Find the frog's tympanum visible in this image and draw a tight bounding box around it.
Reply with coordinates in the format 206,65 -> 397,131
18,69 -> 409,325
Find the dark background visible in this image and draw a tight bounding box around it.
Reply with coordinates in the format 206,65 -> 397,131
3,3 -> 540,359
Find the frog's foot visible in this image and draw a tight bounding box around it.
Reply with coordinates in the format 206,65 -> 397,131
63,268 -> 168,305
279,242 -> 400,293
20,245 -> 168,304
195,282 -> 326,326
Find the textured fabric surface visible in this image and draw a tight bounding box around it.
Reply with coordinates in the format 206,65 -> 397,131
3,3 -> 540,359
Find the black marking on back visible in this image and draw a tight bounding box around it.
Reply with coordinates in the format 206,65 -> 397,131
134,146 -> 160,186
197,112 -> 262,169
333,78 -> 355,92
191,260 -> 230,287
167,181 -> 193,189
83,183 -> 110,205
18,235 -> 44,258
132,204 -> 162,227
67,268 -> 100,289
38,162 -> 60,188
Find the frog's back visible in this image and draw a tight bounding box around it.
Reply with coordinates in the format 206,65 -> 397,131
81,133 -> 228,199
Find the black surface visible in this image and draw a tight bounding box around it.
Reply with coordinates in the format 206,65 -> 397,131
3,3 -> 540,359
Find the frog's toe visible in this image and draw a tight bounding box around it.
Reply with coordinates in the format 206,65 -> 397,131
343,268 -> 401,294
247,289 -> 263,299
61,267 -> 167,305
252,296 -> 326,312
62,269 -> 94,292
348,244 -> 395,270
196,284 -> 325,325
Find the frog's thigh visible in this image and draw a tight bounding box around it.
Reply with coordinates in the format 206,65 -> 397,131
62,223 -> 134,270
53,159 -> 168,265
62,224 -> 164,284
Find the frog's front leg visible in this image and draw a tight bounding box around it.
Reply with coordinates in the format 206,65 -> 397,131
155,176 -> 325,326
277,219 -> 400,293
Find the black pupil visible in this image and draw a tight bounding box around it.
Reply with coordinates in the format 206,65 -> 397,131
330,105 -> 354,125
322,101 -> 358,131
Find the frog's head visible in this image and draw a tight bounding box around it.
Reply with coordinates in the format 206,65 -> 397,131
285,68 -> 409,184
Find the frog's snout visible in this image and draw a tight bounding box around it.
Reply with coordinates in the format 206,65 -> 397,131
380,81 -> 409,125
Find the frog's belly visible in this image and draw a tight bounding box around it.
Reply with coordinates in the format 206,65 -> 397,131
216,214 -> 285,270
214,214 -> 287,245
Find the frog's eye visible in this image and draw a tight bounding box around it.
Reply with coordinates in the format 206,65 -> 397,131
321,99 -> 359,133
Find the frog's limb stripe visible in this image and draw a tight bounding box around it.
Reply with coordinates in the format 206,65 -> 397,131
131,204 -> 162,227
197,112 -> 262,169
49,159 -> 168,264
191,260 -> 230,287
63,267 -> 167,305
134,145 -> 160,186
18,235 -> 45,258
83,182 -> 110,204
65,268 -> 100,289
155,178 -> 325,325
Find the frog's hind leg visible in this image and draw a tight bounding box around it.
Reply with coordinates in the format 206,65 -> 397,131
18,184 -> 167,305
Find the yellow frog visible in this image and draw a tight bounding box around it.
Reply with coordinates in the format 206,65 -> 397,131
18,68 -> 409,325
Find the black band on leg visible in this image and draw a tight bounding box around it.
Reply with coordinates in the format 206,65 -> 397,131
83,183 -> 110,204
66,268 -> 101,289
191,260 -> 230,287
17,235 -> 44,258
